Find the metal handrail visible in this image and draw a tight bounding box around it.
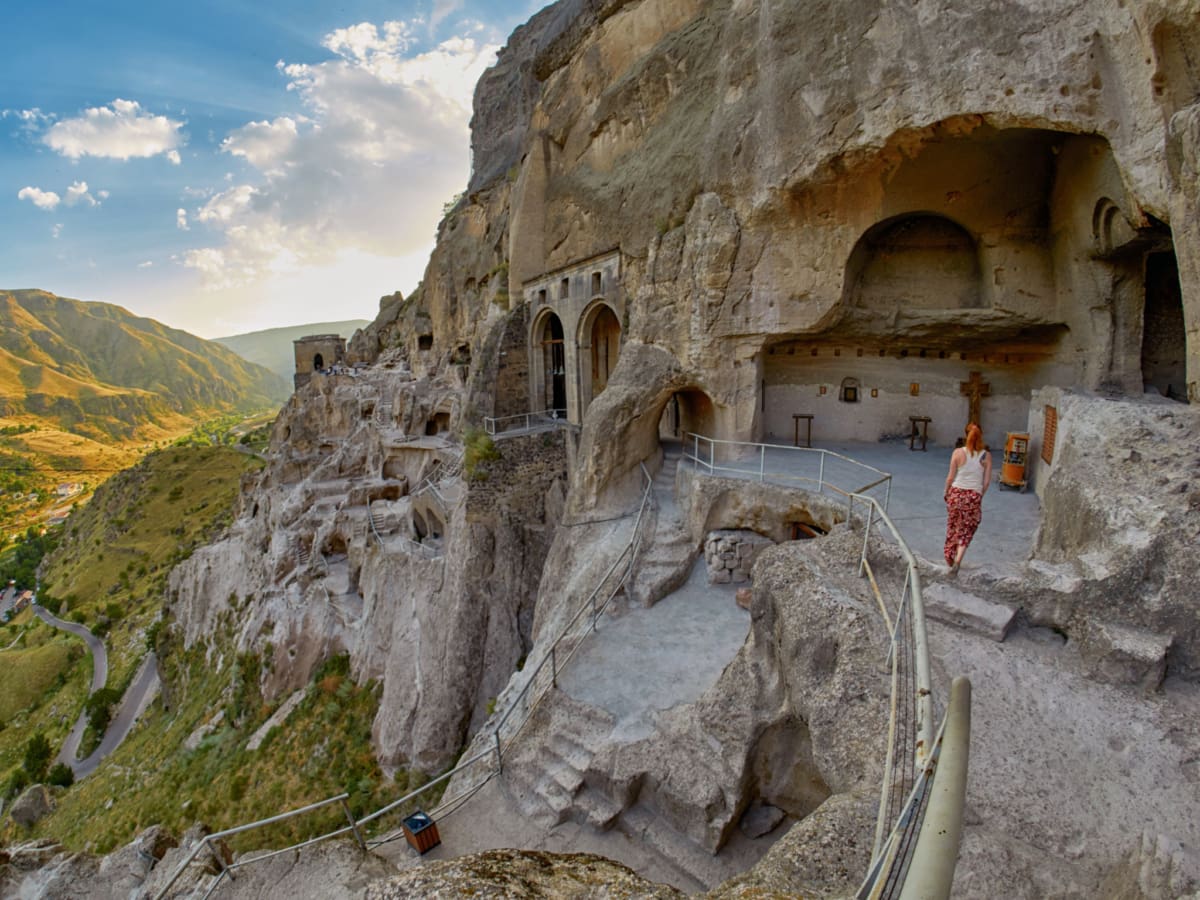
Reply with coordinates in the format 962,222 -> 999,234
153,463 -> 655,900
683,433 -> 892,511
483,409 -> 568,436
848,490 -> 967,898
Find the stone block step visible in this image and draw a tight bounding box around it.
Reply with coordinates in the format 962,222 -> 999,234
617,804 -> 721,893
573,787 -> 622,831
923,582 -> 1016,642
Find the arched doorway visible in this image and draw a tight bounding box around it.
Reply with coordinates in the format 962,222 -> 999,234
578,301 -> 622,414
538,313 -> 567,415
1142,251 -> 1187,402
313,353 -> 324,371
590,305 -> 621,395
659,388 -> 716,442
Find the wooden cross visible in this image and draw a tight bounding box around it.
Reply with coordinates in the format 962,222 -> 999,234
960,371 -> 991,427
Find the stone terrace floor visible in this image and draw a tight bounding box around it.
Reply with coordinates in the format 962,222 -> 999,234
691,436 -> 1042,577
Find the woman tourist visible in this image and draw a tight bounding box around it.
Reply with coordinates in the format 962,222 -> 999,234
943,423 -> 992,574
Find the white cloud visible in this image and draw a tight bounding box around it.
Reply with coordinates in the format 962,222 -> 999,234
430,0 -> 465,31
138,261 -> 154,268
52,224 -> 63,239
18,186 -> 61,210
97,189 -> 110,199
43,99 -> 185,162
221,116 -> 301,171
176,208 -> 190,230
183,20 -> 498,289
65,180 -> 100,207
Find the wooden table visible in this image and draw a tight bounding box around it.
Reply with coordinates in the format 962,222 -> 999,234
793,414 -> 814,448
909,416 -> 932,451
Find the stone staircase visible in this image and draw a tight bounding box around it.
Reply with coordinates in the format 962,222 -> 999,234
368,501 -> 393,536
629,448 -> 696,606
501,692 -> 622,831
291,537 -> 310,568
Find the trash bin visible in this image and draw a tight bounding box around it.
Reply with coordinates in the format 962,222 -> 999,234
402,810 -> 441,854
999,432 -> 1029,492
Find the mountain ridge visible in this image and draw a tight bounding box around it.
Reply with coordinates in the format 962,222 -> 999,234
0,289 -> 290,441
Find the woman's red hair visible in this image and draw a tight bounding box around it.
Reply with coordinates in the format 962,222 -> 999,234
965,423 -> 983,453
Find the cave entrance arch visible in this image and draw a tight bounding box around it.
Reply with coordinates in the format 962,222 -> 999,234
534,311 -> 567,416
313,353 -> 324,371
659,388 -> 716,446
579,301 -> 622,414
1142,250 -> 1187,402
845,213 -> 983,311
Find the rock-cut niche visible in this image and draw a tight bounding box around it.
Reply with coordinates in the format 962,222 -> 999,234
846,214 -> 983,311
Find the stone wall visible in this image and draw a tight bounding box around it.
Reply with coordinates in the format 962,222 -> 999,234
704,529 -> 774,584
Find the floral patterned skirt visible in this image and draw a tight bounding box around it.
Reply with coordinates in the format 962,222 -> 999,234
944,487 -> 983,565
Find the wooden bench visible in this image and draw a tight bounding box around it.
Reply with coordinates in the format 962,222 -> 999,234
793,414 -> 814,448
909,416 -> 932,451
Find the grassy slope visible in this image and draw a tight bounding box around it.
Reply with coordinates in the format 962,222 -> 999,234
0,447 -> 260,797
0,643 -> 75,721
41,446 -> 264,694
0,608 -> 91,781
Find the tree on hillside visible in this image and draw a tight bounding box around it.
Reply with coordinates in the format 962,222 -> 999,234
23,732 -> 52,782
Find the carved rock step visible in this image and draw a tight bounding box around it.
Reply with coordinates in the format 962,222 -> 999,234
615,804 -> 723,893
630,513 -> 695,607
923,583 -> 1016,642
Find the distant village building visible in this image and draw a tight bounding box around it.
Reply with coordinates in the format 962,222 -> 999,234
293,334 -> 347,390
56,482 -> 81,497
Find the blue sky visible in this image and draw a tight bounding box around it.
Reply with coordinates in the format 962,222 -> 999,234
1,1 -> 544,337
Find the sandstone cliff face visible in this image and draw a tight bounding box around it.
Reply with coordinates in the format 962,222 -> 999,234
167,365 -> 567,770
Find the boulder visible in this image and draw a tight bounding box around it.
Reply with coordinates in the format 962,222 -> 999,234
9,785 -> 54,828
1078,619 -> 1172,692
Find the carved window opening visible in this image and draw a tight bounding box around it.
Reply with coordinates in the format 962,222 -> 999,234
560,277 -> 569,300
592,272 -> 602,295
840,377 -> 860,403
418,334 -> 433,351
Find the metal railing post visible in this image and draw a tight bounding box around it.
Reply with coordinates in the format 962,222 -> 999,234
340,798 -> 367,850
759,444 -> 765,481
819,452 -> 826,492
859,502 -> 873,577
206,839 -> 232,881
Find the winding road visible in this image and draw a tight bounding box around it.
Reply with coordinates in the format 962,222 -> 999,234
32,602 -> 159,777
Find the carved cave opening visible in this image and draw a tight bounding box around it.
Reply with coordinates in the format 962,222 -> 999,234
1142,250 -> 1187,402
313,353 -> 324,371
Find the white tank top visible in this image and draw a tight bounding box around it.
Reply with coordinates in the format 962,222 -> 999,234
952,449 -> 986,493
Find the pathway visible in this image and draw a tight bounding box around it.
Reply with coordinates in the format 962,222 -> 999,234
32,602 -> 160,777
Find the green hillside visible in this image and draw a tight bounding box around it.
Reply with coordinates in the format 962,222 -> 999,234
214,320 -> 369,381
0,290 -> 291,441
